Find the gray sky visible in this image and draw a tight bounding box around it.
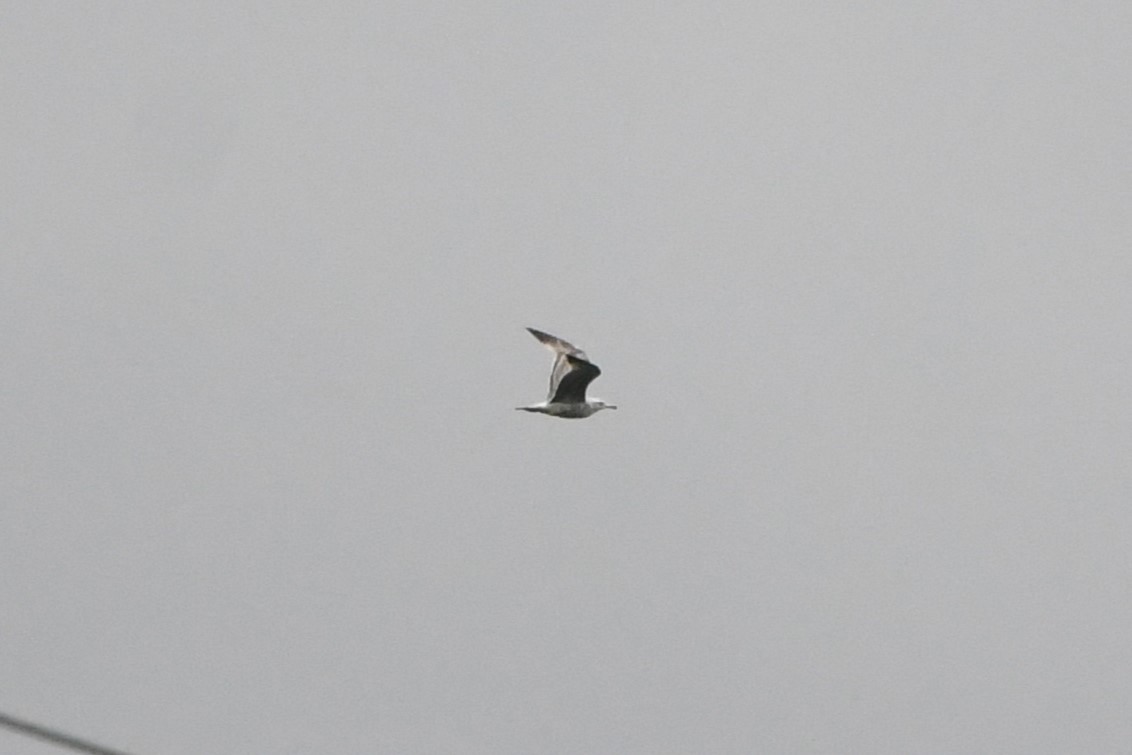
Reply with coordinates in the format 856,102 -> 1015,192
2,3 -> 1130,753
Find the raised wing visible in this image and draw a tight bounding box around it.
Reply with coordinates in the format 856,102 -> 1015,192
550,354 -> 601,404
526,328 -> 587,359
527,327 -> 592,401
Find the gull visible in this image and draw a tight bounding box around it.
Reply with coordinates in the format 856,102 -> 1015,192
517,328 -> 617,419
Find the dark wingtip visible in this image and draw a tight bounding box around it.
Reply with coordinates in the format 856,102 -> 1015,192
526,327 -> 559,345
565,353 -> 600,374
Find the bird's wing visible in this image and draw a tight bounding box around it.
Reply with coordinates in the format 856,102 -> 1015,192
550,354 -> 601,404
526,328 -> 587,359
527,327 -> 590,400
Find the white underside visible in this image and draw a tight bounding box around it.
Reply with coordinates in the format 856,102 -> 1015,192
519,401 -> 607,419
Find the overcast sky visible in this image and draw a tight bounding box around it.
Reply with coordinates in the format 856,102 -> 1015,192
3,3 -> 1131,754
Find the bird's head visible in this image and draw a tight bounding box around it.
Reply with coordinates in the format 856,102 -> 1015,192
592,399 -> 617,412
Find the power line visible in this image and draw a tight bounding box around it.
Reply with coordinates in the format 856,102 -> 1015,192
0,710 -> 136,755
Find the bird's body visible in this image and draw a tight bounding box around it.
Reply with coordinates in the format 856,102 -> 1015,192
516,400 -> 607,419
517,328 -> 616,419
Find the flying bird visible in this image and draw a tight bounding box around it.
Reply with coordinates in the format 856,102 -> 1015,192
517,328 -> 617,419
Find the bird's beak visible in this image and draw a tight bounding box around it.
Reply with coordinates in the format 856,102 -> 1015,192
608,405 -> 618,410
